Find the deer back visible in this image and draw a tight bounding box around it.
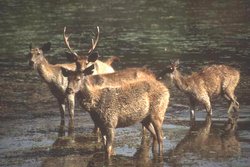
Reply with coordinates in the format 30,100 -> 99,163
86,67 -> 156,88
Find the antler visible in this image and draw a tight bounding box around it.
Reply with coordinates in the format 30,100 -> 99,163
63,26 -> 100,59
63,27 -> 79,59
87,26 -> 100,54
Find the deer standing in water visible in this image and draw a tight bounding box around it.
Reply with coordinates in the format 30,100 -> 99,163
63,27 -> 163,135
61,54 -> 170,158
159,60 -> 240,119
28,27 -> 116,122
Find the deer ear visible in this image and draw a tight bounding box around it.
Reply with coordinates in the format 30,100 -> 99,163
61,67 -> 73,77
65,51 -> 78,62
41,42 -> 51,52
174,59 -> 180,66
82,64 -> 95,76
88,52 -> 99,63
29,43 -> 33,50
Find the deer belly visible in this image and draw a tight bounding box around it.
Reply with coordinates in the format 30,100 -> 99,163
116,97 -> 150,128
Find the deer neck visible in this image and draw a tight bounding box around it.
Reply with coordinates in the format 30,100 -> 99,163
78,78 -> 101,111
172,70 -> 190,92
36,58 -> 54,83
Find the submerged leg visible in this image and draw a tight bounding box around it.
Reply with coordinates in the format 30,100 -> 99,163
68,119 -> 75,138
151,120 -> 163,156
93,125 -> 100,133
105,128 -> 115,159
93,125 -> 102,143
58,119 -> 65,137
141,120 -> 157,153
142,119 -> 158,150
189,98 -> 196,121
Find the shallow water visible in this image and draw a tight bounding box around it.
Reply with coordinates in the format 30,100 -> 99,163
0,0 -> 250,166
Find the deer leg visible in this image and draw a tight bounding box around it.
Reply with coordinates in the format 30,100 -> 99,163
93,125 -> 100,133
189,98 -> 196,120
143,123 -> 158,154
105,128 -> 115,159
99,127 -> 107,149
93,125 -> 102,143
151,120 -> 163,156
89,113 -> 102,142
58,119 -> 65,137
68,119 -> 75,138
142,118 -> 156,136
223,94 -> 233,113
201,97 -> 212,116
141,125 -> 146,136
142,119 -> 157,153
58,101 -> 66,120
204,115 -> 212,131
224,91 -> 240,113
67,94 -> 75,120
148,123 -> 156,136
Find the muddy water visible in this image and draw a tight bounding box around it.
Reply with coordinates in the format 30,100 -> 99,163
0,0 -> 250,166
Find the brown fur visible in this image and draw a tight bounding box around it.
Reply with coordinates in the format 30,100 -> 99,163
62,66 -> 169,158
162,60 -> 240,118
87,67 -> 156,88
69,57 -> 157,134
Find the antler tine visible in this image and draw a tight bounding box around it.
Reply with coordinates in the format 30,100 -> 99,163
63,26 -> 79,58
88,26 -> 100,54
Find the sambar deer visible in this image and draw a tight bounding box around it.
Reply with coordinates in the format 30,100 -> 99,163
28,27 -> 116,121
159,60 -> 240,119
61,54 -> 170,158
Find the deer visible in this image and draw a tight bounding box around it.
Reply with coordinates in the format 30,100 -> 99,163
63,27 -> 163,136
61,54 -> 170,158
28,26 -> 116,122
158,60 -> 240,119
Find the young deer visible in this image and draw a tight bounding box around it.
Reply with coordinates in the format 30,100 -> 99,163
28,27 -> 116,121
61,55 -> 170,158
159,60 -> 240,119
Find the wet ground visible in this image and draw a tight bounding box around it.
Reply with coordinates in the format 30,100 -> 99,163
1,0 -> 250,166
1,100 -> 250,167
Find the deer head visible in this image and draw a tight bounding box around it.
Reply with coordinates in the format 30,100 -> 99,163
61,53 -> 97,95
63,26 -> 100,70
28,42 -> 51,69
157,59 -> 179,79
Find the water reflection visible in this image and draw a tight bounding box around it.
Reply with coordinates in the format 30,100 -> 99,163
41,120 -> 102,167
166,113 -> 240,165
87,135 -> 163,167
41,120 -> 164,167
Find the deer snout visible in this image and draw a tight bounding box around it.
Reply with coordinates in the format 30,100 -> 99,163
66,88 -> 74,95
